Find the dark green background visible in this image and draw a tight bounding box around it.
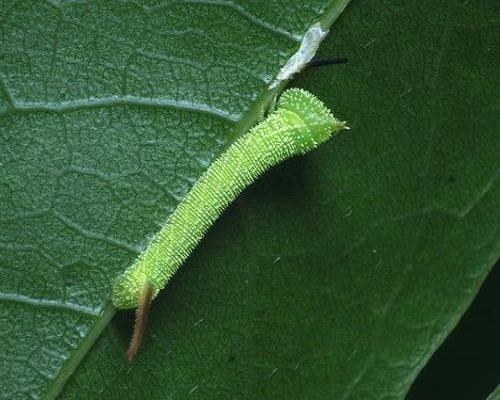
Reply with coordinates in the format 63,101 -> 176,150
409,260 -> 499,399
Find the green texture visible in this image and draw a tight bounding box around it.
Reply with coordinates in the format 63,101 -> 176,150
112,89 -> 346,309
487,385 -> 500,400
0,0 -> 498,399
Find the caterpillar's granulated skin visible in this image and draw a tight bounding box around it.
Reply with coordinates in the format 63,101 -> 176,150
112,88 -> 347,310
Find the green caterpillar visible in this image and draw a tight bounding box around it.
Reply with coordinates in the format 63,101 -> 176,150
111,88 -> 347,358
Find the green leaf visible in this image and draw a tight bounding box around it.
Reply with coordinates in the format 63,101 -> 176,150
0,1 -> 498,400
0,1 -> 349,398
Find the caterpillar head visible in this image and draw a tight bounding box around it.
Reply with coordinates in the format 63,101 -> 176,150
277,88 -> 347,151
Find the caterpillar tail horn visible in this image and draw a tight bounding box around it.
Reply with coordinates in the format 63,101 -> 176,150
127,282 -> 154,362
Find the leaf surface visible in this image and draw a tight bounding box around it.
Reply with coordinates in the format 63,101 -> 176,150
0,0 -> 349,398
0,1 -> 498,399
